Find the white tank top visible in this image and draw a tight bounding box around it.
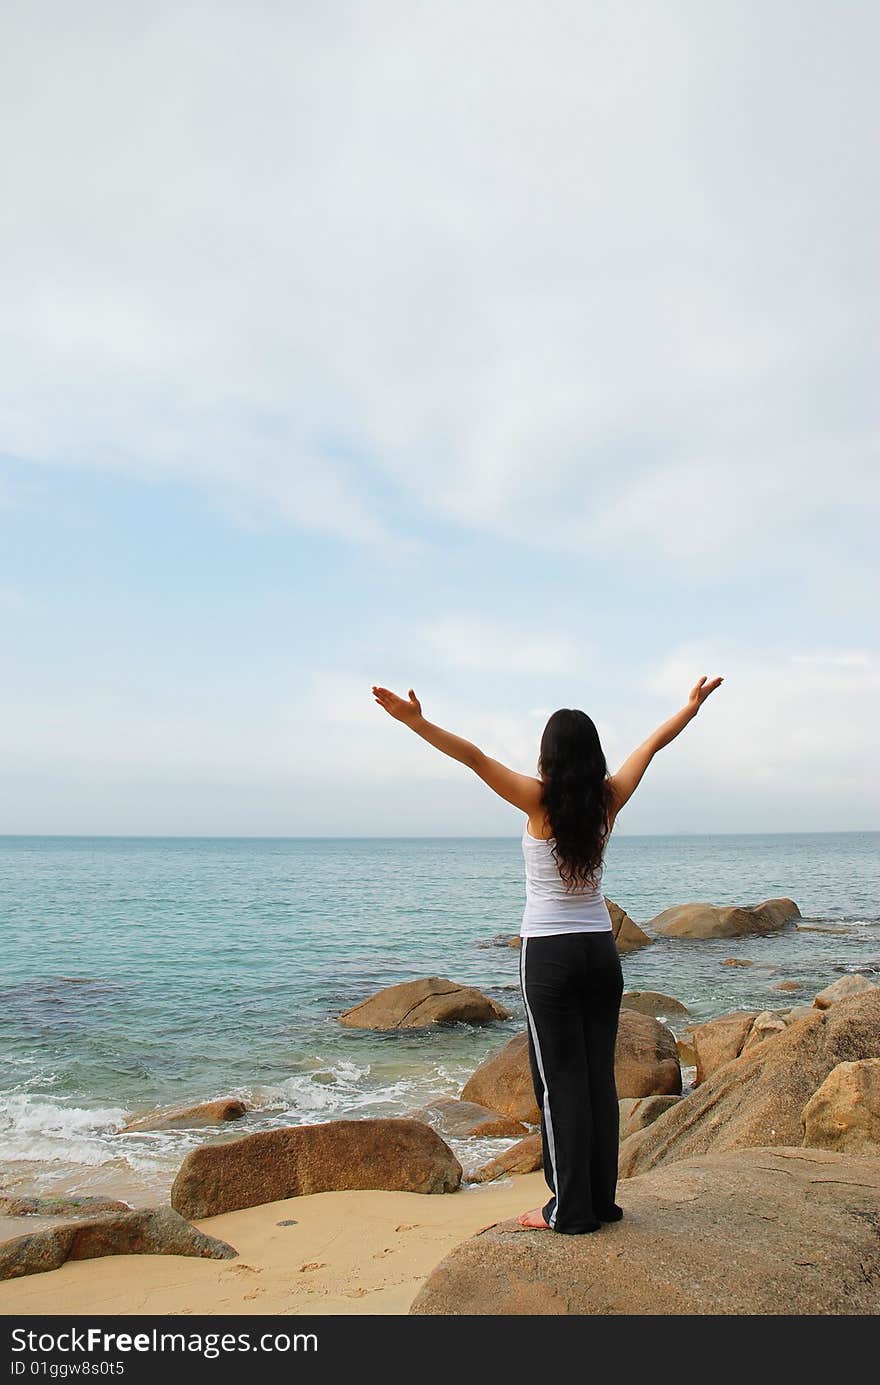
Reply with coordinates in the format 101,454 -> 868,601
521,821 -> 613,937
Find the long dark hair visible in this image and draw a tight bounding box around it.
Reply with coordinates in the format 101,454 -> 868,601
537,708 -> 612,890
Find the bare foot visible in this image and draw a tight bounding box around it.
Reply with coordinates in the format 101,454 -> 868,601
517,1207 -> 551,1230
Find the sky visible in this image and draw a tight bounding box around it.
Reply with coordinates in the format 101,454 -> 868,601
0,0 -> 877,835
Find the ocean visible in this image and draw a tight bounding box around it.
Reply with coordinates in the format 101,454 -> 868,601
1,832 -> 878,1210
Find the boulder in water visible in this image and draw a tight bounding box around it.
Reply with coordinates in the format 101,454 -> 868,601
813,975 -> 878,1010
339,977 -> 510,1030
650,897 -> 800,940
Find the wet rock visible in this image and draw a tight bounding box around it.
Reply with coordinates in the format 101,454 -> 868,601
122,1098 -> 249,1132
621,991 -> 688,1017
0,1195 -> 131,1218
413,1098 -> 527,1140
470,1134 -> 544,1183
650,898 -> 800,940
339,977 -> 510,1030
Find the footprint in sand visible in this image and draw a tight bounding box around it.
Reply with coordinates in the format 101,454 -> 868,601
243,1288 -> 266,1300
299,1262 -> 327,1273
230,1264 -> 261,1275
394,1224 -> 419,1232
372,1247 -> 395,1259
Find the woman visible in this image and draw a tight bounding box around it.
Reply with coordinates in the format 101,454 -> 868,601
371,674 -> 723,1234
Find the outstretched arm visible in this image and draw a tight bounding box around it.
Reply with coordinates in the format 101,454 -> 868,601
371,685 -> 542,813
608,675 -> 723,821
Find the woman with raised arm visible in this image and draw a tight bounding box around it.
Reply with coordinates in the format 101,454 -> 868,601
371,675 -> 723,1234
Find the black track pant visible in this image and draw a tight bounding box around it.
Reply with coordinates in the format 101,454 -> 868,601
519,930 -> 624,1233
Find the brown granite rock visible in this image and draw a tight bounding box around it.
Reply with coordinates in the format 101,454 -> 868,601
339,977 -> 510,1030
721,958 -> 754,967
0,1195 -> 131,1217
742,1010 -> 789,1051
773,980 -> 803,993
618,991 -> 880,1177
614,1012 -> 682,1098
413,1098 -> 527,1140
0,1207 -> 236,1282
461,1011 -> 680,1124
170,1118 -> 461,1219
618,1095 -> 681,1141
801,1058 -> 880,1153
410,1148 -> 880,1315
470,1134 -> 544,1183
690,1011 -> 759,1084
605,899 -> 652,954
461,1032 -> 539,1123
122,1098 -> 248,1132
813,975 -> 878,1010
650,898 -> 800,940
621,991 -> 688,1017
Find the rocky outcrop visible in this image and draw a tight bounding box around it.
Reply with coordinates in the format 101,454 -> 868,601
801,1059 -> 880,1153
410,1148 -> 880,1315
621,991 -> 688,1017
618,991 -> 880,1177
773,980 -> 802,993
170,1118 -> 461,1219
690,1011 -> 759,1084
460,1013 -> 681,1124
339,978 -> 510,1030
0,1207 -> 236,1282
471,1134 -> 544,1183
0,1195 -> 131,1217
813,975 -> 878,1010
721,958 -> 754,967
649,897 -> 800,940
413,1098 -> 527,1140
605,899 -> 652,954
122,1098 -> 249,1132
619,1095 -> 681,1141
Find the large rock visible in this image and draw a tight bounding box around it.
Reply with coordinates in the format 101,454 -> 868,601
460,1014 -> 680,1124
801,1059 -> 880,1153
619,1095 -> 681,1141
813,975 -> 878,1010
614,1012 -> 681,1098
471,1134 -> 544,1183
0,1195 -> 130,1217
619,991 -> 880,1177
339,977 -> 510,1030
0,1207 -> 236,1282
122,1098 -> 248,1132
605,899 -> 652,954
690,1011 -> 758,1084
410,1148 -> 880,1315
461,1033 -> 540,1124
649,897 -> 800,940
170,1118 -> 461,1219
621,991 -> 688,1017
413,1098 -> 527,1140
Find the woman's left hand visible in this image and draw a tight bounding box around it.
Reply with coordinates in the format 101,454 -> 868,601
372,685 -> 423,726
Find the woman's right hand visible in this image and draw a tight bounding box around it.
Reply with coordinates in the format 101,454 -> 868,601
687,675 -> 723,715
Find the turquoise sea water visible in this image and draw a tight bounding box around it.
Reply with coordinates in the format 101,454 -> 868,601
1,832 -> 878,1206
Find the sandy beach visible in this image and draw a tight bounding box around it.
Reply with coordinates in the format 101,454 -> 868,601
0,1173 -> 546,1316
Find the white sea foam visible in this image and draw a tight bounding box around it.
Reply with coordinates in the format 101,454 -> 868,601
0,1090 -> 128,1167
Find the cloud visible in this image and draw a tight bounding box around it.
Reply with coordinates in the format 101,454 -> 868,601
0,2 -> 875,578
418,615 -> 585,675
